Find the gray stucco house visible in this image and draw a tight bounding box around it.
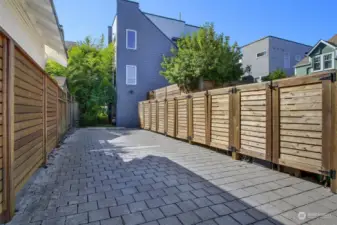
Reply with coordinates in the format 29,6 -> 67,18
109,0 -> 199,127
241,36 -> 312,81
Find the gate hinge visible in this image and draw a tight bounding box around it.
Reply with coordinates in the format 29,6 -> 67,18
319,72 -> 336,82
229,146 -> 237,152
229,87 -> 238,94
319,169 -> 336,179
266,81 -> 278,89
187,136 -> 192,141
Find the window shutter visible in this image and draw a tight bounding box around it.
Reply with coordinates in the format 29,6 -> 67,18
126,65 -> 137,85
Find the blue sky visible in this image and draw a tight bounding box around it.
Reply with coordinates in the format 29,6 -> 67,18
54,0 -> 336,47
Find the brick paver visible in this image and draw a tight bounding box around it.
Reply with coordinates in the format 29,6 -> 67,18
6,128 -> 337,225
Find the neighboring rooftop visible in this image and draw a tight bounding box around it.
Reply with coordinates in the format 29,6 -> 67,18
327,34 -> 337,46
65,41 -> 77,50
240,35 -> 312,48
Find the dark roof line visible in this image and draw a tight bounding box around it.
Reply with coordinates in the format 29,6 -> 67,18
240,35 -> 312,48
186,23 -> 201,29
143,12 -> 185,23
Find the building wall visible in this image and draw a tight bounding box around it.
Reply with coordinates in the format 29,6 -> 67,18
241,38 -> 270,78
0,0 -> 45,68
116,0 -> 172,127
269,37 -> 311,76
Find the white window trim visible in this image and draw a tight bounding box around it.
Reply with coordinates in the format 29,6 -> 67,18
126,29 -> 137,50
313,55 -> 322,72
312,52 -> 335,72
322,52 -> 334,70
126,65 -> 137,85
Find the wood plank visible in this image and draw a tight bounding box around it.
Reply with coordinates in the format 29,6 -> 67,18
279,158 -> 321,174
241,130 -> 265,138
280,123 -> 321,131
280,129 -> 321,139
241,95 -> 266,101
241,140 -> 265,149
280,141 -> 321,153
14,142 -> 43,169
241,106 -> 266,111
241,100 -> 266,106
331,81 -> 337,193
210,142 -> 228,150
280,110 -> 322,117
241,145 -> 266,154
14,130 -> 43,151
14,67 -> 43,89
241,116 -> 266,122
15,96 -> 42,107
280,90 -> 321,99
241,125 -> 266,133
15,105 -> 43,113
211,125 -> 229,132
14,124 -> 42,141
241,90 -> 265,96
241,135 -> 266,144
241,121 -> 266,127
241,110 -> 266,116
280,135 -> 321,145
14,119 -> 43,132
280,117 -> 321,125
15,86 -> 43,101
281,147 -> 321,160
211,130 -> 229,137
280,96 -> 321,105
14,77 -> 43,95
280,83 -> 322,93
280,154 -> 321,167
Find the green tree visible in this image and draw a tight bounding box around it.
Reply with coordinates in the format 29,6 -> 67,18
160,23 -> 243,92
45,35 -> 115,126
262,69 -> 287,81
45,59 -> 67,77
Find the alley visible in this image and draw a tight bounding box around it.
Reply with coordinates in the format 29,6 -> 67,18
8,128 -> 337,225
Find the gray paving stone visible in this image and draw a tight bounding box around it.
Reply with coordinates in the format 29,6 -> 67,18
178,191 -> 197,201
177,211 -> 201,225
196,220 -> 217,225
194,207 -> 218,221
68,195 -> 88,205
193,197 -> 213,207
141,221 -> 159,225
109,204 -> 130,217
65,213 -> 88,225
78,201 -> 98,213
133,192 -> 152,201
162,194 -> 181,204
158,216 -> 183,225
42,216 -> 66,225
57,205 -> 77,217
148,189 -> 166,198
88,208 -> 110,222
231,211 -> 256,225
210,204 -> 233,216
177,200 -> 199,212
206,195 -> 227,204
105,189 -> 123,198
145,198 -> 166,208
128,201 -> 148,212
116,194 -> 135,205
98,198 -> 117,208
142,208 -> 165,222
100,217 -> 123,225
122,212 -> 145,225
214,215 -> 240,225
122,187 -> 138,195
177,184 -> 194,192
88,192 -> 106,202
160,204 -> 182,216
246,208 -> 268,220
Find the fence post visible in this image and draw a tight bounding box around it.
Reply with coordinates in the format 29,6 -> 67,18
230,88 -> 241,160
331,79 -> 337,193
188,95 -> 193,143
164,99 -> 168,135
205,92 -> 210,146
56,88 -> 59,142
322,80 -> 332,175
265,82 -> 273,162
3,38 -> 15,221
272,85 -> 280,164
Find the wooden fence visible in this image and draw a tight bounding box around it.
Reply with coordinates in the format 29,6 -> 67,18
0,32 -> 77,221
139,71 -> 337,193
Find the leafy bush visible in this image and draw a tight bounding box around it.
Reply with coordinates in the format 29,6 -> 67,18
161,23 -> 243,92
262,69 -> 287,81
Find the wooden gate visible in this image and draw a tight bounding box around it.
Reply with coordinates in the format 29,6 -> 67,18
208,88 -> 231,150
191,92 -> 207,145
272,74 -> 330,174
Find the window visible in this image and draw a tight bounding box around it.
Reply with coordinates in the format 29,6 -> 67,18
256,51 -> 266,58
126,29 -> 137,50
313,56 -> 321,71
295,55 -> 302,62
126,65 -> 137,85
323,53 -> 333,69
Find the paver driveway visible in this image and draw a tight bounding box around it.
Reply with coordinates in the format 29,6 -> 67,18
7,128 -> 337,225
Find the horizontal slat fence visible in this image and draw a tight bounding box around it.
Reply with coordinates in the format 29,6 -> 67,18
0,32 -> 78,222
139,71 -> 337,193
150,100 -> 157,132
